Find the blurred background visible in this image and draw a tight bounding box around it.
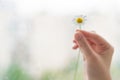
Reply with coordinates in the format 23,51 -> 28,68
0,0 -> 120,80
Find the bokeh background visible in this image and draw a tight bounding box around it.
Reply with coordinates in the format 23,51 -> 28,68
0,0 -> 120,80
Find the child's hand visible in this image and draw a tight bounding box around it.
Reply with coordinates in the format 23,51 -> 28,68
73,30 -> 114,80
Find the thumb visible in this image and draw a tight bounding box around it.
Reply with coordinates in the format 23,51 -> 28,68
74,31 -> 94,58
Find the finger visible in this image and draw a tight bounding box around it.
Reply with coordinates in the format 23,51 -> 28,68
77,30 -> 111,47
87,38 -> 95,45
73,40 -> 79,49
72,44 -> 79,49
74,31 -> 94,57
73,40 -> 77,43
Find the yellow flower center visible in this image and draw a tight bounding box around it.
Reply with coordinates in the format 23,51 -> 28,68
76,18 -> 83,23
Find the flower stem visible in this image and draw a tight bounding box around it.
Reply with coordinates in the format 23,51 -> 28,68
74,50 -> 80,80
79,25 -> 82,29
74,25 -> 82,80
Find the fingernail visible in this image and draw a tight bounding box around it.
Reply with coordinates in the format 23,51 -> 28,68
75,32 -> 82,41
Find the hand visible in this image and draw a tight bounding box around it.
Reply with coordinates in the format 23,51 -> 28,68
72,30 -> 114,80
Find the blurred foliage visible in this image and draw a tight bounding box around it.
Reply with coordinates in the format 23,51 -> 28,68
40,59 -> 84,80
3,63 -> 32,80
0,58 -> 120,80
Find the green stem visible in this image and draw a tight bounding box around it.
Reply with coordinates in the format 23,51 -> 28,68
74,50 -> 80,80
74,25 -> 82,80
79,25 -> 82,29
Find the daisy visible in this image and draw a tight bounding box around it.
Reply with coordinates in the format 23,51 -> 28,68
74,15 -> 87,29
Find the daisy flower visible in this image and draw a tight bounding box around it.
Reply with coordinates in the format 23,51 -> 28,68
74,15 -> 87,29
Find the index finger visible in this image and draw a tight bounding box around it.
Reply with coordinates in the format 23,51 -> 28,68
76,30 -> 111,48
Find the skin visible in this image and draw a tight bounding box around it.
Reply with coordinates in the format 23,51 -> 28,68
72,29 -> 114,80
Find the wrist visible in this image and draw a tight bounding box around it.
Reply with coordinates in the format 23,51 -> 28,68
84,66 -> 112,80
84,71 -> 111,80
